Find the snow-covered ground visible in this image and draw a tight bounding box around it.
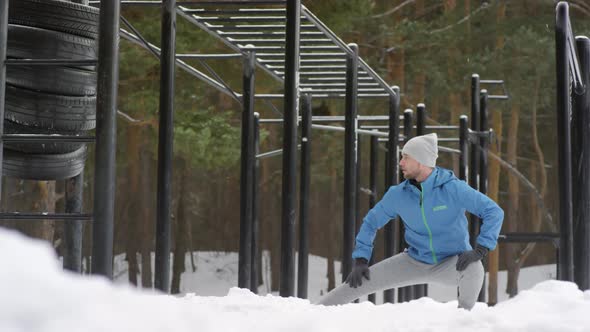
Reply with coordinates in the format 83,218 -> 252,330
112,249 -> 556,304
2,228 -> 589,332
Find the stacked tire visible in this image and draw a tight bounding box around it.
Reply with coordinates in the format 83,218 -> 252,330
4,0 -> 99,180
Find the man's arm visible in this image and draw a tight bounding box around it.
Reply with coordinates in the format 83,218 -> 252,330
452,180 -> 504,250
352,186 -> 398,261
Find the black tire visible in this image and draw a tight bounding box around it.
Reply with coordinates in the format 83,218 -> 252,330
3,146 -> 87,180
5,85 -> 96,131
8,24 -> 97,71
4,121 -> 86,154
7,61 -> 96,96
9,0 -> 99,39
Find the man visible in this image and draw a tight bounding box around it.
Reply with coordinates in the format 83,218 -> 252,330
317,133 -> 504,310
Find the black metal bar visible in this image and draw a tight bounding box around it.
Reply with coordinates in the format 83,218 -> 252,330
175,53 -> 242,59
297,94 -> 312,299
279,0 -> 300,297
468,74 -> 481,249
414,103 -> 427,299
4,59 -> 98,66
459,115 -> 469,181
239,48 -> 256,289
573,36 -> 590,290
555,2 -> 574,282
383,87 -> 400,304
91,0 -> 121,279
95,0 -> 287,5
368,133 -> 378,304
251,112 -> 260,294
154,0 -> 176,293
0,213 -> 92,221
478,89 -> 489,303
0,0 -> 8,204
2,135 -> 95,143
498,232 -> 560,243
186,9 -> 287,15
64,172 -> 84,273
343,43 -> 359,282
399,109 -> 413,303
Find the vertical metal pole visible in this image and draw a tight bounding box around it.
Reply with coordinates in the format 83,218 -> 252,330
573,36 -> 590,290
399,109 -> 414,303
478,90 -> 489,302
414,103 -> 427,299
64,172 -> 84,273
239,48 -> 256,289
342,43 -> 359,282
368,133 -> 378,304
384,87 -> 400,304
92,0 -> 121,278
469,74 -> 481,249
297,94 -> 312,299
555,2 -> 574,281
459,115 -> 469,181
280,0 -> 300,297
251,112 -> 260,293
154,0 -> 176,293
0,0 -> 7,196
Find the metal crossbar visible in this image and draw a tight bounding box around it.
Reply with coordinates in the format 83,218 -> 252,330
175,2 -> 395,98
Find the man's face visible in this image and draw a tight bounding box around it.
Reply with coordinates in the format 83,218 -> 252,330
399,153 -> 421,179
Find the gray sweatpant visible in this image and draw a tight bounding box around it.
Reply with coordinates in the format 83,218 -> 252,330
316,252 -> 484,310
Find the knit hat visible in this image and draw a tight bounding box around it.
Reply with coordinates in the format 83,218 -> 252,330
401,133 -> 438,167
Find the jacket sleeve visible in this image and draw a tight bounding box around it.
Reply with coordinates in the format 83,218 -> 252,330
352,186 -> 398,260
451,180 -> 504,250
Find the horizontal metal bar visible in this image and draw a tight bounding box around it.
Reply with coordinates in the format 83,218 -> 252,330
261,115 -> 392,123
0,212 -> 93,221
5,59 -> 98,66
238,45 -> 340,51
254,93 -> 391,99
300,88 -> 385,93
2,134 -> 95,143
219,31 -> 324,36
480,80 -> 504,84
498,232 -> 560,244
184,9 -> 287,15
228,38 -> 332,45
202,24 -> 316,30
256,52 -> 346,58
175,53 -> 243,59
300,82 -> 379,87
195,16 -> 294,23
302,76 -> 373,82
488,95 -> 509,100
93,0 -> 287,5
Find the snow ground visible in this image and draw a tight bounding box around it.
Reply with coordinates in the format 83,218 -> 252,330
2,228 -> 588,332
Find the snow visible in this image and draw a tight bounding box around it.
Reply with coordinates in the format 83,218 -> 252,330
2,228 -> 590,332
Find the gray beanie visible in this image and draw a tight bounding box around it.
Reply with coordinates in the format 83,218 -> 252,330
401,133 -> 438,167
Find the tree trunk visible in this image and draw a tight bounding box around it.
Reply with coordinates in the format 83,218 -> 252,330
487,106 -> 503,305
140,144 -> 154,289
125,123 -> 141,286
487,0 -> 506,305
172,158 -> 188,294
505,104 -> 520,297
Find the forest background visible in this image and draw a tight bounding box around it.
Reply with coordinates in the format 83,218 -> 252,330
2,0 -> 590,303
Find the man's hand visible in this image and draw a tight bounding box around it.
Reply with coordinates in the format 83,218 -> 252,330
456,244 -> 489,271
345,258 -> 370,288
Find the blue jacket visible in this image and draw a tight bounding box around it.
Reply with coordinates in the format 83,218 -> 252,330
352,167 -> 504,264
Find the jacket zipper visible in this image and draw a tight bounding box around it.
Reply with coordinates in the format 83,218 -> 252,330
420,184 -> 438,264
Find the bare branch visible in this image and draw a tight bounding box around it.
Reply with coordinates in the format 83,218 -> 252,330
371,0 -> 415,19
430,2 -> 490,34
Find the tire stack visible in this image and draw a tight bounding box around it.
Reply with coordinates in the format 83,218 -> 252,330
4,0 -> 99,180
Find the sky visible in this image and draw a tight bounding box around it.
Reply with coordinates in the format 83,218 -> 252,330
1,228 -> 589,332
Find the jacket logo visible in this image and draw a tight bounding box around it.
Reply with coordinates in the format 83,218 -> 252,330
433,205 -> 448,212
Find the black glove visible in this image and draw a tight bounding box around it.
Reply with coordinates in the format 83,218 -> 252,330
456,244 -> 489,271
345,258 -> 370,288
